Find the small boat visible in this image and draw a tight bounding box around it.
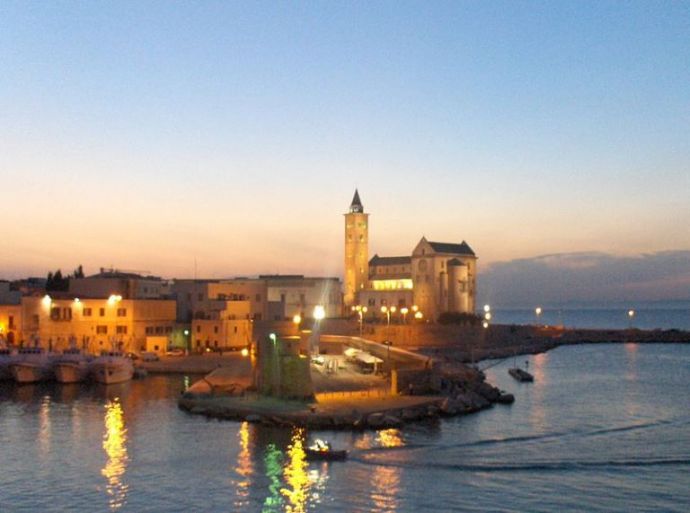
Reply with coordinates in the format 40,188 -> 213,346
10,347 -> 55,384
90,351 -> 134,385
305,439 -> 348,461
508,367 -> 534,382
54,348 -> 93,384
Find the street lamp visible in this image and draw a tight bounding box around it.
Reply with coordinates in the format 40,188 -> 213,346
535,306 -> 542,325
400,307 -> 409,323
483,304 -> 491,314
354,305 -> 367,337
414,311 -> 423,321
628,309 -> 635,328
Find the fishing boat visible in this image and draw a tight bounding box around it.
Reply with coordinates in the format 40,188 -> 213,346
305,439 -> 348,461
54,348 -> 92,384
10,347 -> 55,383
508,367 -> 534,382
90,351 -> 134,385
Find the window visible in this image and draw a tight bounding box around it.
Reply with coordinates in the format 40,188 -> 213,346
165,326 -> 172,333
196,340 -> 201,348
8,315 -> 14,329
83,308 -> 92,317
99,308 -> 105,317
196,325 -> 201,333
155,326 -> 164,334
234,326 -> 238,334
145,327 -> 154,335
63,308 -> 72,320
50,307 -> 60,320
213,326 -> 218,334
96,326 -> 108,334
116,326 -> 127,334
117,308 -> 127,317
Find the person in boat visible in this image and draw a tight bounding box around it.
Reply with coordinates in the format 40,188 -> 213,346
313,439 -> 331,452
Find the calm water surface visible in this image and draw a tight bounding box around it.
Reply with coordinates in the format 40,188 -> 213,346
1,344 -> 689,512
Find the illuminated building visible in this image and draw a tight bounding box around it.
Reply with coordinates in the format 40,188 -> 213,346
343,189 -> 369,308
347,190 -> 477,321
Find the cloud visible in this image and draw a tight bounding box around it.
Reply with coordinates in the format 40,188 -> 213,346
479,251 -> 690,307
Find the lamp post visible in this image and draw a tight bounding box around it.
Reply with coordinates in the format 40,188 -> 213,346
535,307 -> 542,326
381,306 -> 391,339
628,309 -> 635,329
400,307 -> 409,323
354,305 -> 367,337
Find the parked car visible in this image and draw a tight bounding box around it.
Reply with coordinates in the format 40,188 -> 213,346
140,351 -> 159,362
166,348 -> 185,357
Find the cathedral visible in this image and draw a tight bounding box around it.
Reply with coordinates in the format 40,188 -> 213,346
344,190 -> 477,321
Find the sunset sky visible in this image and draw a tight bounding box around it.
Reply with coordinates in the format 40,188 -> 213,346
1,2 -> 688,302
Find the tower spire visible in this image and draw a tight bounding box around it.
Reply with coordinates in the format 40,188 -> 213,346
349,189 -> 364,213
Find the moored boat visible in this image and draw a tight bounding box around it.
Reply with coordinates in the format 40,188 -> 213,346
508,367 -> 534,382
10,347 -> 55,384
54,348 -> 92,384
90,351 -> 134,384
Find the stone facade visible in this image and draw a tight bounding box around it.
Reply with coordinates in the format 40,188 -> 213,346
345,190 -> 477,321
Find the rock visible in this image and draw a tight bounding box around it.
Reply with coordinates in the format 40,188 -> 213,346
401,408 -> 421,421
475,382 -> 500,402
426,405 -> 440,417
245,414 -> 262,423
367,413 -> 386,428
383,415 -> 402,427
496,393 -> 515,404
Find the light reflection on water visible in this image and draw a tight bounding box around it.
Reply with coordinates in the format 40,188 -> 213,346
282,428 -> 309,513
1,347 -> 689,513
101,399 -> 128,510
233,421 -> 253,509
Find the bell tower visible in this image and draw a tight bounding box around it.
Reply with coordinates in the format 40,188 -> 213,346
344,189 -> 369,308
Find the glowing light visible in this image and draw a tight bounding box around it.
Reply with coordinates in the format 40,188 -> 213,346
535,307 -> 542,316
390,306 -> 397,313
411,305 -> 418,312
380,306 -> 388,313
628,309 -> 635,318
102,399 -> 129,510
482,321 -> 489,328
400,307 -> 409,315
293,314 -> 302,325
108,295 -> 117,305
74,298 -> 80,304
484,312 -> 492,321
183,329 -> 189,336
414,311 -> 423,320
241,348 -> 249,357
483,304 -> 491,313
42,295 -> 52,307
269,333 -> 277,343
313,305 -> 325,321
371,278 -> 413,290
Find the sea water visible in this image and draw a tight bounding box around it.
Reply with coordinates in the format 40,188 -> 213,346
1,343 -> 689,512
